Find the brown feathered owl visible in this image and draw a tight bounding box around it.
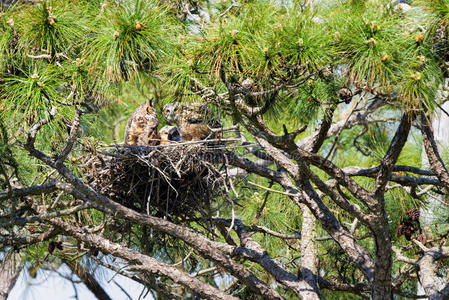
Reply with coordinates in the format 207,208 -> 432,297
162,102 -> 211,141
124,101 -> 160,146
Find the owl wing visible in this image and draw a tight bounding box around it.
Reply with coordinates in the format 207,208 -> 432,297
181,104 -> 206,123
176,121 -> 209,141
141,111 -> 160,145
172,103 -> 213,141
124,107 -> 142,146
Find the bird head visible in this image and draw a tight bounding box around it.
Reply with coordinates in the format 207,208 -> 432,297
145,99 -> 156,113
162,102 -> 180,123
159,126 -> 181,144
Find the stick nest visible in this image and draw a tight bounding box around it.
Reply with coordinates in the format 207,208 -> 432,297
87,143 -> 229,222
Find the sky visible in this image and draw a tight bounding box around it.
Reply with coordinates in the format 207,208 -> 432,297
8,263 -> 154,300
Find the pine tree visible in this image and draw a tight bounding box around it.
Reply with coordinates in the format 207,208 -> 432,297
1,0 -> 449,299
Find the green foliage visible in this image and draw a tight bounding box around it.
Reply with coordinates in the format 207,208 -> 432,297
1,62 -> 65,120
186,1 -> 332,83
419,0 -> 449,20
187,10 -> 260,79
265,8 -> 331,73
285,78 -> 339,124
329,0 -> 408,89
399,43 -> 442,110
84,0 -> 176,85
17,0 -> 86,57
0,15 -> 15,72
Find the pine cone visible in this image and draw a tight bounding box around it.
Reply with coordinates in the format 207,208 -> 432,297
407,208 -> 420,222
397,223 -> 416,241
339,88 -> 353,104
242,78 -> 254,90
48,241 -> 56,254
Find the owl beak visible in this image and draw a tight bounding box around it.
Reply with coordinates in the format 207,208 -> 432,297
168,127 -> 181,141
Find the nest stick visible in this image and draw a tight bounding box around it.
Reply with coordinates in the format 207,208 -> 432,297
147,170 -> 155,216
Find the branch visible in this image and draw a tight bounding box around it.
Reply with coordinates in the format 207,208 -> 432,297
0,252 -> 23,300
367,114 -> 414,300
394,241 -> 449,299
92,257 -> 183,300
214,218 -> 318,299
373,113 -> 414,197
342,165 -> 435,177
24,107 -> 57,152
293,148 -> 374,207
298,204 -> 320,300
292,177 -> 375,283
57,107 -> 83,163
417,248 -> 442,299
392,246 -> 418,265
38,213 -> 238,300
241,116 -> 376,209
307,106 -> 336,153
63,257 -> 113,300
0,202 -> 92,228
47,180 -> 283,300
227,139 -> 376,283
0,229 -> 58,248
318,277 -> 369,298
243,224 -> 301,239
421,114 -> 449,194
0,181 -> 58,201
299,97 -> 387,148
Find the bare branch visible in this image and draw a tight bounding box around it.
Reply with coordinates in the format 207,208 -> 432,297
63,257 -> 113,300
0,229 -> 58,248
57,107 -> 83,163
39,213 -> 239,300
421,114 -> 449,194
0,181 -> 58,201
41,179 -> 282,300
0,252 -> 23,300
214,218 -> 318,299
373,113 -> 414,197
24,107 -> 57,152
0,202 -> 92,228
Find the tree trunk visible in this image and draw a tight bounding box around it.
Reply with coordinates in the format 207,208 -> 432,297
298,204 -> 320,300
63,258 -> 113,300
419,101 -> 449,296
0,252 -> 23,300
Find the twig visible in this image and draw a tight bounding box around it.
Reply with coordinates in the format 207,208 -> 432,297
0,202 -> 92,228
57,107 -> 83,162
113,280 -> 133,300
255,180 -> 273,220
247,181 -> 297,197
218,0 -> 239,18
193,266 -> 218,277
324,98 -> 361,161
25,107 -> 57,151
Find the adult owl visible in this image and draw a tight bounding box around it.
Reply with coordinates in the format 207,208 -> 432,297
162,102 -> 211,141
124,101 -> 160,146
159,125 -> 181,144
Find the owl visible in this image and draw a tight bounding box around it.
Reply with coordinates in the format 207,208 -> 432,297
162,102 -> 211,141
159,125 -> 181,144
124,101 -> 160,146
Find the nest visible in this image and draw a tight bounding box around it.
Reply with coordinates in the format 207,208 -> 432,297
87,142 -> 230,222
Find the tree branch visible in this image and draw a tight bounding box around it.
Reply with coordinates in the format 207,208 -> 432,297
421,114 -> 449,194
